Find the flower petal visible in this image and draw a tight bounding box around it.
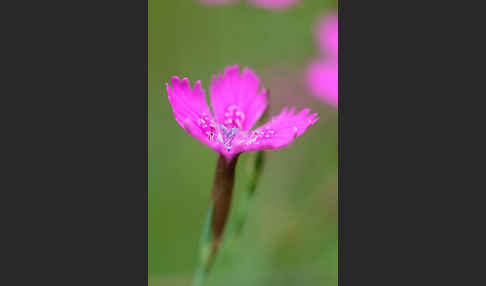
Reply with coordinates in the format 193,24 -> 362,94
166,76 -> 219,149
233,107 -> 319,153
210,65 -> 268,131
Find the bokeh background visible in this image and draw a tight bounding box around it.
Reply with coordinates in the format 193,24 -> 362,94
149,0 -> 338,285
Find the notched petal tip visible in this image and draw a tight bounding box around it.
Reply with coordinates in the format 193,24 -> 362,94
298,108 -> 310,117
241,66 -> 259,79
170,76 -> 181,86
181,77 -> 190,87
225,64 -> 240,75
168,76 -> 193,91
309,113 -> 320,125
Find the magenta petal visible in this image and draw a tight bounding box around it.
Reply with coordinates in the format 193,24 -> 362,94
307,59 -> 338,108
233,107 -> 319,152
247,0 -> 300,10
210,65 -> 268,131
166,76 -> 219,150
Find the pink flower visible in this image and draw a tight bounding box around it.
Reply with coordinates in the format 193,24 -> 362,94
307,60 -> 338,108
307,12 -> 338,108
199,0 -> 237,4
246,0 -> 300,10
316,12 -> 338,58
199,0 -> 300,10
166,65 -> 318,161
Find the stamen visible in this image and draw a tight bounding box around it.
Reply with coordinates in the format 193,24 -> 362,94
198,113 -> 217,141
223,105 -> 245,129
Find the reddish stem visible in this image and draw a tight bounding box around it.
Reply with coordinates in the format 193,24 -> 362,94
210,154 -> 239,256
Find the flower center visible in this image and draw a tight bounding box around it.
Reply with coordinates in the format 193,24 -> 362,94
223,105 -> 245,129
218,124 -> 239,152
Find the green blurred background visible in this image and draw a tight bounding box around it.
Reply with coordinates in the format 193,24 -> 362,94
149,0 -> 338,285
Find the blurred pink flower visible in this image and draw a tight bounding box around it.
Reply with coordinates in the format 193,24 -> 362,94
307,60 -> 338,108
166,65 -> 318,161
199,0 -> 300,10
247,0 -> 300,10
307,12 -> 338,108
199,0 -> 237,4
316,12 -> 338,58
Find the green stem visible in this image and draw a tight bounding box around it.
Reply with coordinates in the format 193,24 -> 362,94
234,150 -> 265,237
192,203 -> 214,286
